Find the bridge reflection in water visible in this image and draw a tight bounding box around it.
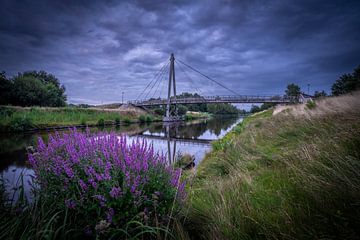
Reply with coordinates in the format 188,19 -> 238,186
129,116 -> 243,166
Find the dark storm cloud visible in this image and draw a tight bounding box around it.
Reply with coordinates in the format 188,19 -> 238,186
0,0 -> 359,104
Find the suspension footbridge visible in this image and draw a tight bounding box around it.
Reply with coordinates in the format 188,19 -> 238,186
128,53 -> 297,121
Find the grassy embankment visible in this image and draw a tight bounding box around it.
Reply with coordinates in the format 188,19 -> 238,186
0,106 -> 160,132
185,111 -> 212,120
182,92 -> 360,239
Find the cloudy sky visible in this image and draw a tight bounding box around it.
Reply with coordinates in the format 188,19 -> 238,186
1,0 -> 359,104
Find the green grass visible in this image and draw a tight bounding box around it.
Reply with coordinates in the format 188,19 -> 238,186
185,112 -> 212,121
0,106 -> 147,131
181,96 -> 360,239
306,99 -> 316,109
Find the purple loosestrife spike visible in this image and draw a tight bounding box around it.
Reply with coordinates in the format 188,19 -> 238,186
64,164 -> 75,179
106,208 -> 115,223
95,173 -> 103,181
65,199 -> 76,209
94,194 -> 106,207
110,187 -> 122,198
88,178 -> 97,189
79,179 -> 88,192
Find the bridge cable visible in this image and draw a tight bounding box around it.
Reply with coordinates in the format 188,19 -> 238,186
175,61 -> 203,95
136,61 -> 169,101
144,61 -> 169,100
152,61 -> 169,98
152,63 -> 168,99
146,61 -> 169,99
138,61 -> 168,100
158,66 -> 168,98
176,59 -> 240,96
159,64 -> 169,98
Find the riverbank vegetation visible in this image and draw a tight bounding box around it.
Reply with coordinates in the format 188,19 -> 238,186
0,129 -> 185,239
182,91 -> 360,239
185,111 -> 212,120
0,106 -> 156,132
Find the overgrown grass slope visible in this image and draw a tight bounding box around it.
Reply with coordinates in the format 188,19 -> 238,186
184,92 -> 360,239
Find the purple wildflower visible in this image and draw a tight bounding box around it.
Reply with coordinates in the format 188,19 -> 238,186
88,178 -> 97,189
28,128 -> 187,230
109,187 -> 122,198
65,199 -> 76,209
106,208 -> 115,223
78,179 -> 88,191
94,194 -> 106,207
84,226 -> 92,236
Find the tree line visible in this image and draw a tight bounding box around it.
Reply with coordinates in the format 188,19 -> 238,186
0,71 -> 66,107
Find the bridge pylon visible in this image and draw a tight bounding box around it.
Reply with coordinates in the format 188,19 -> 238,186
163,53 -> 185,122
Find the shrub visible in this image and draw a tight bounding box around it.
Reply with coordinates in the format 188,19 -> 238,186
145,115 -> 153,122
97,118 -> 105,126
123,118 -> 131,125
80,118 -> 86,126
9,116 -> 33,131
0,106 -> 15,117
154,108 -> 164,115
306,100 -> 316,109
114,116 -> 120,125
185,115 -> 193,121
28,129 -> 185,238
138,115 -> 146,123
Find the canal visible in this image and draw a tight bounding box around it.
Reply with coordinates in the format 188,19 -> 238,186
0,115 -> 243,200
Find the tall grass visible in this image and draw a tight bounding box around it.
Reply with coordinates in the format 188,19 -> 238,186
182,93 -> 360,239
0,106 -> 146,131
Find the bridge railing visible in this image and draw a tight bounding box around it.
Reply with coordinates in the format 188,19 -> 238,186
128,95 -> 296,106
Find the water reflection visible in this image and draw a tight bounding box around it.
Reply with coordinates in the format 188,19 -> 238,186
0,115 -> 243,199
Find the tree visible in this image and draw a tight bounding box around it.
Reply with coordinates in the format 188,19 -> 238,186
331,65 -> 360,96
207,103 -> 239,114
259,102 -> 276,111
176,92 -> 207,112
11,76 -> 47,106
250,105 -> 261,113
314,90 -> 327,98
0,71 -> 12,105
177,105 -> 188,115
0,70 -> 67,107
285,83 -> 301,97
19,71 -> 67,106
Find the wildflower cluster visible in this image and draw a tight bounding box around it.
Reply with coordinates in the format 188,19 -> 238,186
28,128 -> 185,237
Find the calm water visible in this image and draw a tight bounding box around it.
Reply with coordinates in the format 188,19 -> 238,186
0,115 -> 243,199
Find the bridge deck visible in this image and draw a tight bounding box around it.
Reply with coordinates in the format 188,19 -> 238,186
129,95 -> 294,106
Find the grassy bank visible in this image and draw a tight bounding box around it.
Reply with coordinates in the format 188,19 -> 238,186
185,111 -> 212,121
0,106 -> 158,132
182,92 -> 360,239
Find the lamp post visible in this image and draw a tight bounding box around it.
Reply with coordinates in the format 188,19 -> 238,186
122,92 -> 124,104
